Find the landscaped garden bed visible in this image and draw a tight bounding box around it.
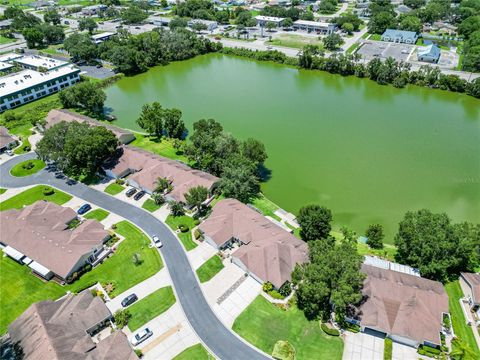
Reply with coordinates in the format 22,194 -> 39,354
10,159 -> 45,177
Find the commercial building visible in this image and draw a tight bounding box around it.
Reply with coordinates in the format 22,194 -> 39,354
0,55 -> 80,112
0,201 -> 110,281
188,19 -> 218,32
7,290 -> 138,360
347,264 -> 449,348
381,29 -> 418,44
91,31 -> 116,44
293,20 -> 337,34
417,44 -> 441,63
459,272 -> 480,325
255,15 -> 285,27
81,4 -> 108,15
45,109 -> 135,144
0,126 -> 16,152
103,146 -> 219,203
198,198 -> 308,289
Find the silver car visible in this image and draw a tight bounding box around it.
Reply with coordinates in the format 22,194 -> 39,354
152,235 -> 163,248
131,328 -> 153,346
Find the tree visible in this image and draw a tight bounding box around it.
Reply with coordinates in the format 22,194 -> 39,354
394,209 -> 479,281
283,18 -> 293,28
114,309 -> 131,328
63,33 -> 98,63
155,177 -> 171,193
398,15 -> 422,33
450,338 -> 478,360
152,192 -> 165,205
121,5 -> 148,24
365,224 -> 384,249
184,185 -> 209,212
323,33 -> 344,51
219,155 -> 260,203
169,17 -> 189,29
459,16 -> 480,39
136,102 -> 164,138
266,21 -> 276,32
38,24 -> 65,45
342,22 -> 354,35
163,108 -> 186,139
241,138 -> 268,165
292,238 -> 365,321
403,0 -> 426,9
44,9 -> 61,25
59,81 -> 106,114
22,27 -> 44,48
185,118 -> 223,171
191,22 -> 208,33
36,122 -> 118,178
334,13 -> 363,32
368,11 -> 396,34
169,200 -> 185,216
79,18 -> 98,34
297,205 -> 333,241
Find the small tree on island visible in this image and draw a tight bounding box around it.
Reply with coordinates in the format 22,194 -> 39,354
365,224 -> 384,249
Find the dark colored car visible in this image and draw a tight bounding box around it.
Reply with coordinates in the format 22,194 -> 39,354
133,190 -> 146,201
126,188 -> 137,197
55,172 -> 65,179
66,179 -> 77,185
77,204 -> 91,215
121,294 -> 138,308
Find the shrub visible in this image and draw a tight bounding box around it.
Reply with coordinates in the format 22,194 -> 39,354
268,290 -> 284,300
22,161 -> 34,170
114,309 -> 131,328
43,187 -> 55,196
84,264 -> 92,272
134,349 -> 143,358
418,345 -> 441,356
194,229 -> 201,239
263,282 -> 273,292
115,178 -> 125,185
321,323 -> 340,336
23,145 -> 31,152
344,322 -> 360,333
278,281 -> 292,297
178,224 -> 189,233
194,219 -> 200,226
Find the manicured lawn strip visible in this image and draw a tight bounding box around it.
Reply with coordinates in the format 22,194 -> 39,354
0,255 -> 66,334
83,208 -> 110,222
0,36 -> 14,44
104,183 -> 125,195
0,188 -> 7,194
173,344 -> 214,360
347,42 -> 360,54
250,194 -> 280,217
356,242 -> 397,262
165,215 -> 198,251
127,286 -> 176,332
10,159 -> 45,177
196,255 -> 224,283
142,198 -> 161,212
13,136 -> 31,155
66,221 -> 163,297
370,34 -> 382,41
233,296 -> 343,360
130,135 -> 191,164
0,185 -> 72,211
384,338 -> 392,360
445,281 -> 480,356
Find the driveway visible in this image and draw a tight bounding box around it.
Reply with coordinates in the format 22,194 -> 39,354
0,153 -> 270,360
342,332 -> 384,360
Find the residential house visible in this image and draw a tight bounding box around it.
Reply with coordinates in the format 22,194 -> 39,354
198,198 -> 308,289
459,272 -> 480,324
0,126 -> 17,152
347,264 -> 449,348
0,201 -> 110,281
6,290 -> 138,360
103,146 -> 219,203
417,44 -> 441,63
45,109 -> 135,145
381,29 -> 418,44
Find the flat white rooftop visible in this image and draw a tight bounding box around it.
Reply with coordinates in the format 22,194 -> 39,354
294,20 -> 331,27
0,62 -> 14,71
0,66 -> 79,98
255,15 -> 285,22
15,55 -> 69,70
0,52 -> 22,63
91,32 -> 116,40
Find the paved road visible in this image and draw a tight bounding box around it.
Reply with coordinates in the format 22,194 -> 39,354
0,153 -> 269,360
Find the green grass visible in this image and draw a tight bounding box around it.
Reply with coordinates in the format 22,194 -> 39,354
362,32 -> 370,40
445,281 -> 480,357
347,42 -> 360,54
165,215 -> 198,251
196,255 -> 224,283
0,255 -> 66,334
0,188 -> 6,194
356,242 -> 397,262
0,185 -> 72,211
251,194 -> 280,217
173,344 -> 214,360
370,34 -> 382,41
83,208 -> 110,222
13,135 -> 31,155
0,36 -> 15,45
142,198 -> 161,212
66,221 -> 163,297
10,159 -> 45,177
384,338 -> 392,360
233,296 -> 343,360
127,286 -> 176,332
268,34 -> 324,50
104,183 -> 125,195
130,135 -> 191,164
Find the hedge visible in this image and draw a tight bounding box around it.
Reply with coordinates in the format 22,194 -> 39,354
321,323 -> 340,336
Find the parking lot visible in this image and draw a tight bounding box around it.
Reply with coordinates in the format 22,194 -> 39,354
357,41 -> 414,62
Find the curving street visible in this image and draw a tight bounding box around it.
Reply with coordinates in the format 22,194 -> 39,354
0,153 -> 269,360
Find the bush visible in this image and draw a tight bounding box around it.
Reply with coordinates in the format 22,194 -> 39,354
22,145 -> 31,152
22,161 -> 34,170
263,282 -> 273,292
43,187 -> 55,196
84,264 -> 92,272
321,323 -> 340,336
134,349 -> 143,358
114,309 -> 131,328
194,229 -> 201,239
194,219 -> 200,226
268,290 -> 284,300
384,338 -> 392,360
278,281 -> 292,297
418,345 -> 441,357
178,224 -> 189,233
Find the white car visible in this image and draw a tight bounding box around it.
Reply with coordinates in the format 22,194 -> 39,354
131,327 -> 153,346
152,235 -> 163,248
6,149 -> 13,156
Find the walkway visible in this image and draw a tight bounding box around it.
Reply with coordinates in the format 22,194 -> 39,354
0,153 -> 270,360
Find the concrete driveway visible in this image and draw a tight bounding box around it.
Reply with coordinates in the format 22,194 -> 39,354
343,332 -> 384,360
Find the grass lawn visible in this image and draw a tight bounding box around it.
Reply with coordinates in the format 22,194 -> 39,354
104,183 -> 125,195
142,198 -> 161,212
165,215 -> 198,251
66,221 -> 163,297
127,286 -> 176,331
250,194 -> 282,222
0,36 -> 15,44
173,344 -> 214,360
10,159 -> 45,177
233,296 -> 343,360
196,255 -> 224,283
268,34 -> 324,50
83,208 -> 110,222
445,281 -> 480,356
13,135 -> 31,155
347,42 -> 360,54
370,34 -> 382,41
0,255 -> 65,334
130,135 -> 191,164
356,242 -> 397,262
0,185 -> 72,211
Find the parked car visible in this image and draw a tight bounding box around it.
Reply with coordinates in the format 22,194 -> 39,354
133,190 -> 146,201
77,203 -> 91,215
121,293 -> 138,307
131,328 -> 153,346
152,235 -> 163,248
66,179 -> 77,185
6,149 -> 13,156
126,187 -> 137,197
55,172 -> 65,179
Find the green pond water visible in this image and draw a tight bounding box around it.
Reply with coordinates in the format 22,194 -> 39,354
105,53 -> 480,243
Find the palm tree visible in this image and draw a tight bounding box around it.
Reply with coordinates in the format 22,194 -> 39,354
155,177 -> 171,194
